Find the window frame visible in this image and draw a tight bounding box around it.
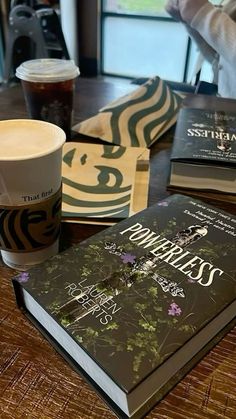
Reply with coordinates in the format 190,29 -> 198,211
100,1 -> 193,83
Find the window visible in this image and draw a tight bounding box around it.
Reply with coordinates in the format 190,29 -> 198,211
100,0 -> 222,84
101,0 -> 197,83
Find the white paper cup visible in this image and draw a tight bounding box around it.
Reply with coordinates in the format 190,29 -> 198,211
0,119 -> 66,270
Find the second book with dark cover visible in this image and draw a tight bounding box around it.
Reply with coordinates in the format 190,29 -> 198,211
169,94 -> 236,195
12,194 -> 236,418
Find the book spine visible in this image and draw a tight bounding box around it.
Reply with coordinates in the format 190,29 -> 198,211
12,279 -> 26,311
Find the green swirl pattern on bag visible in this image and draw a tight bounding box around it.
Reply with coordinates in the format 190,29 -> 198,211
73,77 -> 182,147
62,143 -> 150,224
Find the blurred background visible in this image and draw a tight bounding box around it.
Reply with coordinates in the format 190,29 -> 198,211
0,0 -> 223,86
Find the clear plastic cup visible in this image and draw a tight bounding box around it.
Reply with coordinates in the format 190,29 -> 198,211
16,59 -> 80,137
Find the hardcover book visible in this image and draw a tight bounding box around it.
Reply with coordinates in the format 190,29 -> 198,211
169,94 -> 236,195
12,194 -> 236,419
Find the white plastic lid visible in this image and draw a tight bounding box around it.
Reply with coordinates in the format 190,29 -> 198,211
16,58 -> 80,83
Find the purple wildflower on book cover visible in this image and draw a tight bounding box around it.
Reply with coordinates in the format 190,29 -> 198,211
187,276 -> 198,284
168,302 -> 182,316
120,253 -> 136,264
17,272 -> 30,283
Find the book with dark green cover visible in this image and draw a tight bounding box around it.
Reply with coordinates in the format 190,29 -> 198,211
12,194 -> 236,419
169,94 -> 236,194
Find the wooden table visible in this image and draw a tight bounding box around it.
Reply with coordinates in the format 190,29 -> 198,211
0,77 -> 235,419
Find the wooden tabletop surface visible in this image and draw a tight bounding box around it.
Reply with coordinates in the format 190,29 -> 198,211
0,77 -> 235,419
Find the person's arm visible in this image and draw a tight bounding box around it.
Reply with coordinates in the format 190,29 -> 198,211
165,0 -> 217,64
185,26 -> 217,65
179,0 -> 236,65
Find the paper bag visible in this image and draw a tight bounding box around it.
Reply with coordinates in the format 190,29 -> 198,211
73,77 -> 182,148
62,142 -> 150,224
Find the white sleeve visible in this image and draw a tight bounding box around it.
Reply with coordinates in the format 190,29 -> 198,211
184,3 -> 236,65
185,24 -> 217,65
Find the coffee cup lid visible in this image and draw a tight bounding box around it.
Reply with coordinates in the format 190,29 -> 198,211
16,58 -> 80,82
